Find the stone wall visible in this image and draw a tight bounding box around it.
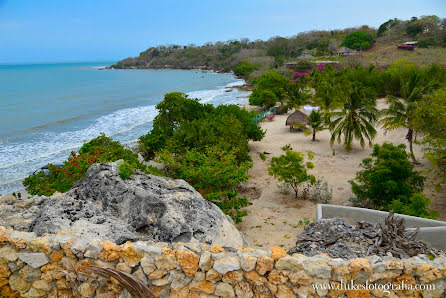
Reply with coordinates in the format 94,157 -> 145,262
0,226 -> 445,297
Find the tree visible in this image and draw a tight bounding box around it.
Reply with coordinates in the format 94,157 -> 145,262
341,31 -> 374,50
139,92 -> 264,161
268,151 -> 315,198
286,81 -> 311,110
382,61 -> 446,163
234,60 -> 257,77
411,88 -> 446,189
251,71 -> 290,103
307,110 -> 325,141
249,89 -> 277,108
329,84 -> 378,151
349,143 -> 437,219
157,145 -> 252,223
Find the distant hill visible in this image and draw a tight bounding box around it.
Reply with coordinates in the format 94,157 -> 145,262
112,15 -> 446,76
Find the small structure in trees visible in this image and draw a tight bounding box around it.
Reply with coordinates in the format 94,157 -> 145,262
335,47 -> 356,56
286,110 -> 310,131
297,49 -> 314,59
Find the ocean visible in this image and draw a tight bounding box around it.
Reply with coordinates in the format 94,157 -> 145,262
0,62 -> 249,194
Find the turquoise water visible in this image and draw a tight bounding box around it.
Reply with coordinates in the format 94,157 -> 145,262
0,62 -> 248,194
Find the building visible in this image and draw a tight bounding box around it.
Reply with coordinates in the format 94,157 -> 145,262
335,47 -> 356,56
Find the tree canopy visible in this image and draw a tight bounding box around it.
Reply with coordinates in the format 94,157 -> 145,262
341,31 -> 374,50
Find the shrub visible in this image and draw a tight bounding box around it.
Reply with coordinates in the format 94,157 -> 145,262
139,92 -> 264,162
258,152 -> 267,161
349,143 -> 437,219
341,31 -> 374,50
268,151 -> 316,198
118,161 -> 136,180
156,145 -> 252,223
234,60 -> 258,77
23,135 -> 146,196
307,179 -> 333,203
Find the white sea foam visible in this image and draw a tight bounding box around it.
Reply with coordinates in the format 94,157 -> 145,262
0,77 -> 249,194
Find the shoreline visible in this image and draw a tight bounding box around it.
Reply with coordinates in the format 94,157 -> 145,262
0,72 -> 250,195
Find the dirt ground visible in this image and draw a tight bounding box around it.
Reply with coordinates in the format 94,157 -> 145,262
238,99 -> 446,250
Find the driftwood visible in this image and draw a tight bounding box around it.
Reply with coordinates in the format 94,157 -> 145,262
290,211 -> 441,259
366,211 -> 427,258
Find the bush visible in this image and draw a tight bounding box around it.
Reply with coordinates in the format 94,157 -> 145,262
268,151 -> 316,198
349,143 -> 437,219
234,60 -> 258,77
139,92 -> 264,162
307,179 -> 333,203
341,31 -> 374,50
118,161 -> 136,180
23,135 -> 146,196
156,145 -> 252,223
258,152 -> 267,161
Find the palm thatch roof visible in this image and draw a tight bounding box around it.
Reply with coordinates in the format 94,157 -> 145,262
286,110 -> 310,126
297,49 -> 314,59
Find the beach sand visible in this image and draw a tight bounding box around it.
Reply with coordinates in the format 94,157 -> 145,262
239,99 -> 446,250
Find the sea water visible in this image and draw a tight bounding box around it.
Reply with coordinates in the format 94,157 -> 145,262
0,62 -> 249,194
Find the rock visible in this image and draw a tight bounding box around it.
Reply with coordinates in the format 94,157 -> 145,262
9,273 -> 31,293
234,281 -> 253,298
0,264 -> 11,278
0,245 -> 18,262
256,254 -> 274,275
176,249 -> 199,277
168,270 -> 191,290
19,265 -> 41,283
222,270 -> 244,285
270,246 -> 286,261
206,268 -> 222,283
29,162 -> 245,246
213,256 -> 241,275
17,253 -> 48,268
275,256 -> 303,271
199,251 -> 213,271
215,282 -> 235,298
79,282 -> 95,297
140,256 -> 157,275
32,280 -> 51,292
240,253 -> 257,271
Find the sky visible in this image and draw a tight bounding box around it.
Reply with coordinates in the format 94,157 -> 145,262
0,0 -> 445,64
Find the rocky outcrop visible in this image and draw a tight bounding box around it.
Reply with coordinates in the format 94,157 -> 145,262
29,162 -> 245,246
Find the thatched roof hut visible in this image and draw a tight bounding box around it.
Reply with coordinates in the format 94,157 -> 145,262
286,110 -> 310,128
297,49 -> 314,59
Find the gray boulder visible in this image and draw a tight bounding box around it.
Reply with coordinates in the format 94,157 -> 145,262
29,162 -> 245,246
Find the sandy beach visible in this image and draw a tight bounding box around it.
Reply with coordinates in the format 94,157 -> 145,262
239,99 -> 446,250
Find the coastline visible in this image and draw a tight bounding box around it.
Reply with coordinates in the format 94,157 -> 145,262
0,69 -> 251,195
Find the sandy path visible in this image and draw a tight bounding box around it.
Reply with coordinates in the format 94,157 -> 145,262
239,99 -> 446,250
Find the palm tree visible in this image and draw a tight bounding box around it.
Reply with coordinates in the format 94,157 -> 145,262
330,85 -> 378,151
286,81 -> 311,110
308,110 -> 325,141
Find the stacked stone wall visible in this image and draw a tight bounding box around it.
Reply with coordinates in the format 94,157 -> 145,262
0,226 -> 445,297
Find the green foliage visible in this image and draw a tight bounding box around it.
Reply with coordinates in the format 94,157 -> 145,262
258,152 -> 267,161
139,92 -> 264,161
411,88 -> 446,188
23,135 -> 146,196
157,145 -> 252,223
234,60 -> 258,77
341,31 -> 374,50
249,89 -> 278,108
417,37 -> 438,48
329,84 -> 378,151
307,110 -> 325,141
251,71 -> 290,106
349,143 -> 437,219
118,161 -> 136,180
281,144 -> 292,151
382,61 -> 446,162
268,150 -> 316,198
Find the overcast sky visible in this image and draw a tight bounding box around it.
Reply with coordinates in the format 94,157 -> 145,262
0,0 -> 445,63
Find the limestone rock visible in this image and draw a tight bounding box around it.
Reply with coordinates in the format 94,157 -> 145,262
17,252 -> 48,269
213,256 -> 240,275
29,162 -> 245,246
215,282 -> 235,298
